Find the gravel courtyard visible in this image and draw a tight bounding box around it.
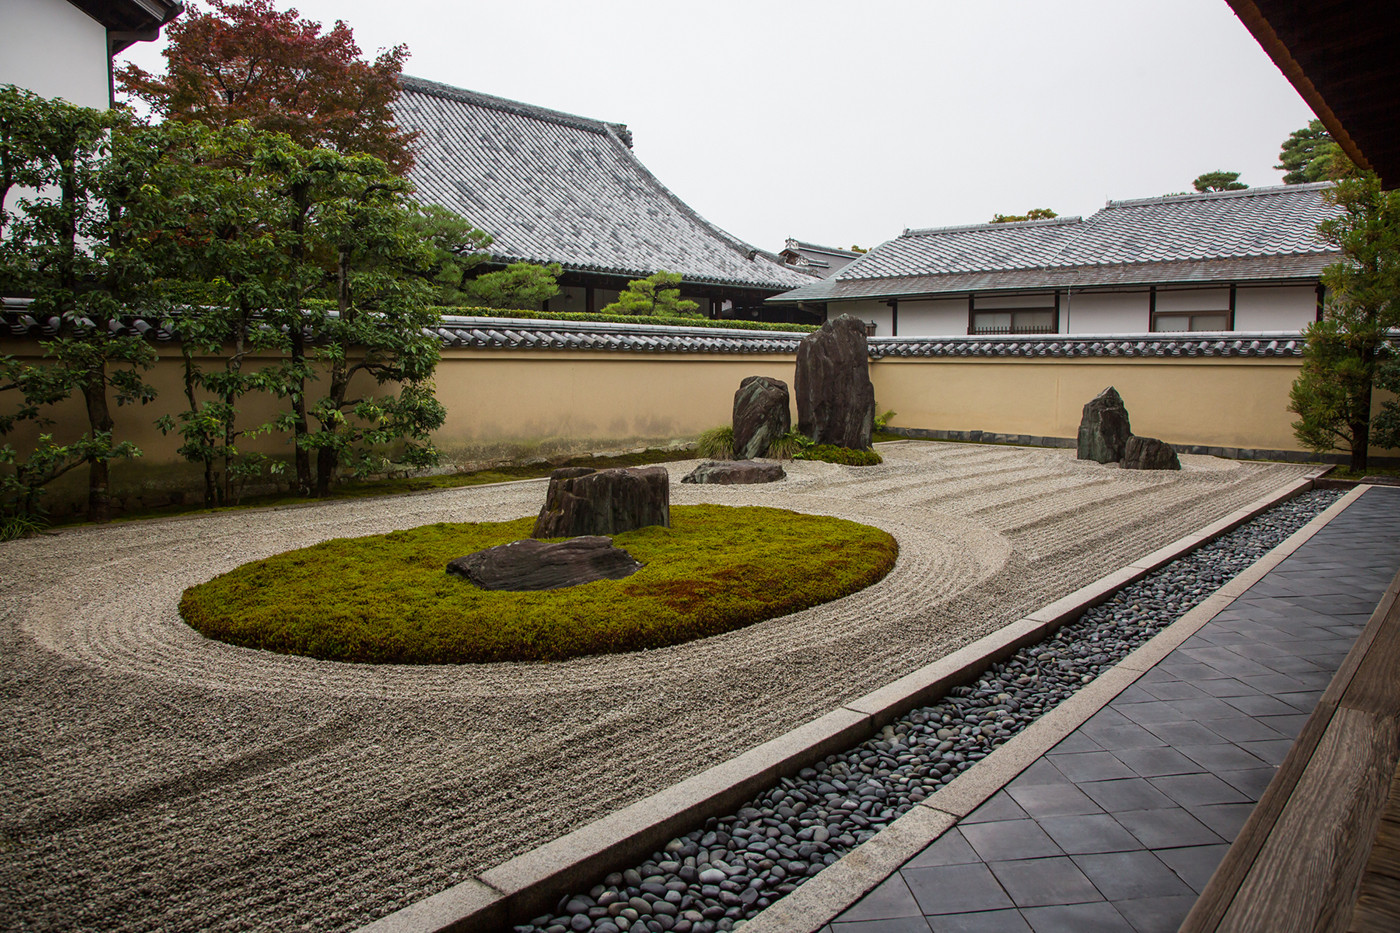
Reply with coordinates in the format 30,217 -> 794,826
0,442 -> 1315,932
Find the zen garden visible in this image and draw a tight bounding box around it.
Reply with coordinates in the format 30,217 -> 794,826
4,3 -> 1400,933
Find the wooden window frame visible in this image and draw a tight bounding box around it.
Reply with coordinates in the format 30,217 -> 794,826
1149,284 -> 1237,333
967,294 -> 1060,336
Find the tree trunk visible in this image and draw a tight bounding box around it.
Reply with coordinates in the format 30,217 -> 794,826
181,348 -> 216,509
314,250 -> 354,498
289,329 -> 312,496
82,370 -> 113,523
1351,381 -> 1372,473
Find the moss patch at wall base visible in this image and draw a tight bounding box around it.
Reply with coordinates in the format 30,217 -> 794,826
179,505 -> 898,665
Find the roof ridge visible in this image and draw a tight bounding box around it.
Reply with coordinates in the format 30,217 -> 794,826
902,216 -> 1084,237
788,239 -> 863,257
1106,181 -> 1334,208
398,75 -> 633,147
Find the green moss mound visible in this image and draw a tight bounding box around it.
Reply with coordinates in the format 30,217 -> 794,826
795,445 -> 884,466
179,505 -> 897,665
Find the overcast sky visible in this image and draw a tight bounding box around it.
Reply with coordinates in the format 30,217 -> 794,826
116,0 -> 1317,254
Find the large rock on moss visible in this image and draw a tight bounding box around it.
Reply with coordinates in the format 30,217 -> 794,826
1077,386 -> 1132,463
1122,435 -> 1181,471
681,460 -> 786,485
447,536 -> 642,591
732,376 -> 791,460
796,314 -> 875,450
531,465 -> 670,538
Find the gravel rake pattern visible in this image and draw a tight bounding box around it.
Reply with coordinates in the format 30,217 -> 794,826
517,489 -> 1343,933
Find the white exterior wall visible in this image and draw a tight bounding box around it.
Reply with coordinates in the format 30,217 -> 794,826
895,298 -> 968,336
0,0 -> 110,109
974,292 -> 1055,310
1156,287 -> 1231,313
1235,285 -> 1317,331
830,299 -> 893,336
1064,291 -> 1150,334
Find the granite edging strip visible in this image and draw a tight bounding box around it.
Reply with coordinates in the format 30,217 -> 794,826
355,475 -> 1330,933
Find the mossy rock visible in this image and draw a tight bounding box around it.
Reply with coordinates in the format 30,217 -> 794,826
179,505 -> 897,665
794,445 -> 884,466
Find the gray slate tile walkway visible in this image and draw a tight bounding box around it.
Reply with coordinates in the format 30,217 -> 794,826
822,487 -> 1400,933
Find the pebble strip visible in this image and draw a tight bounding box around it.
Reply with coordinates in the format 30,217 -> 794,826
517,488 -> 1345,933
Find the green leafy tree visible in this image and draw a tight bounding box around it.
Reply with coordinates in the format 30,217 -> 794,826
601,271 -> 699,317
0,88 -> 160,523
990,208 -> 1058,223
1278,119 -> 1348,184
1288,171 -> 1400,471
1192,171 -> 1248,193
459,261 -> 562,310
412,203 -> 494,304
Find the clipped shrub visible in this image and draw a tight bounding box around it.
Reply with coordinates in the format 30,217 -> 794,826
696,425 -> 735,460
433,306 -> 816,333
794,445 -> 884,466
178,505 -> 898,664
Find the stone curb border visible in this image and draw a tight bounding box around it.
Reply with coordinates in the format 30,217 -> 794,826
357,474 -> 1335,933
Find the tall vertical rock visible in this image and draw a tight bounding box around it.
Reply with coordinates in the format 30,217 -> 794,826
732,376 -> 791,460
795,314 -> 876,450
1077,386 -> 1132,463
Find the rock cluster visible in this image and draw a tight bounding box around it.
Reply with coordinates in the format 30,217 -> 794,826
446,536 -> 641,591
731,377 -> 790,461
532,466 -> 670,538
795,315 -> 875,451
1076,386 -> 1132,463
681,461 -> 785,485
517,489 -> 1343,933
1122,435 -> 1182,471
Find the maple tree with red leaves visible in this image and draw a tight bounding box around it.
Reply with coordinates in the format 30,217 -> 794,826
116,0 -> 417,174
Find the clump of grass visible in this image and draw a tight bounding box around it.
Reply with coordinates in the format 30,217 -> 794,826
794,445 -> 884,466
696,426 -> 735,460
179,505 -> 897,665
0,514 -> 46,541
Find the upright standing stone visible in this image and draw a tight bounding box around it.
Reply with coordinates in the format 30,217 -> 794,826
1077,386 -> 1132,463
732,376 -> 791,460
531,466 -> 670,538
1122,435 -> 1181,470
795,314 -> 876,450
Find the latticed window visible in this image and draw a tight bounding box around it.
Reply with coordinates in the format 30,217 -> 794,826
969,309 -> 1057,335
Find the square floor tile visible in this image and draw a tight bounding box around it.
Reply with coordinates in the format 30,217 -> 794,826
1115,702 -> 1192,727
962,792 -> 1029,824
1143,721 -> 1229,747
1191,677 -> 1258,698
903,863 -> 1014,916
1235,739 -> 1294,767
1224,694 -> 1301,717
1019,901 -> 1133,932
1078,779 -> 1176,813
1006,783 -> 1102,818
1010,759 -> 1069,787
1177,743 -> 1268,774
927,910 -> 1031,933
1036,814 -> 1144,855
1255,713 -> 1310,737
1049,732 -> 1102,755
1082,721 -> 1168,751
1136,680 -> 1208,702
1166,697 -> 1246,722
1072,850 -> 1194,901
1200,716 -> 1287,744
1149,773 -> 1250,807
1276,690 -> 1323,711
1110,746 -> 1204,778
907,830 -> 979,869
1115,808 -> 1223,849
988,857 -> 1101,908
960,820 -> 1063,862
1216,767 -> 1278,798
840,874 -> 924,921
1193,803 -> 1256,840
833,919 -> 932,933
1155,843 -> 1230,892
1047,752 -> 1136,783
1112,894 -> 1200,933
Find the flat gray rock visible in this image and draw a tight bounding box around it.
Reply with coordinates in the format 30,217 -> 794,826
532,465 -> 670,538
446,536 -> 642,590
1122,435 -> 1181,470
681,460 -> 786,485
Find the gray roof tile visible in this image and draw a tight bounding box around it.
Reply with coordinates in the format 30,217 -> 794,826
395,77 -> 814,292
773,184 -> 1343,303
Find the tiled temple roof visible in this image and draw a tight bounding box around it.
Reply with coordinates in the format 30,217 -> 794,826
394,77 -> 814,292
773,184 -> 1342,303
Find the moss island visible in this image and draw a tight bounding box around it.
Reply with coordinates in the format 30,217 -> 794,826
180,505 -> 898,665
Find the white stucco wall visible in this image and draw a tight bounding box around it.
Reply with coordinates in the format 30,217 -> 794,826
973,292 -> 1055,310
0,0 -> 110,110
896,298 -> 967,336
1156,287 -> 1231,313
830,299 -> 893,336
1064,291 -> 1149,334
1234,285 -> 1318,331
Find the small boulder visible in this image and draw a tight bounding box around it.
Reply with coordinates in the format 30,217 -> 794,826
447,536 -> 641,590
796,314 -> 876,450
732,376 -> 791,460
1077,386 -> 1132,463
531,465 -> 670,538
1122,435 -> 1181,470
681,460 -> 786,485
